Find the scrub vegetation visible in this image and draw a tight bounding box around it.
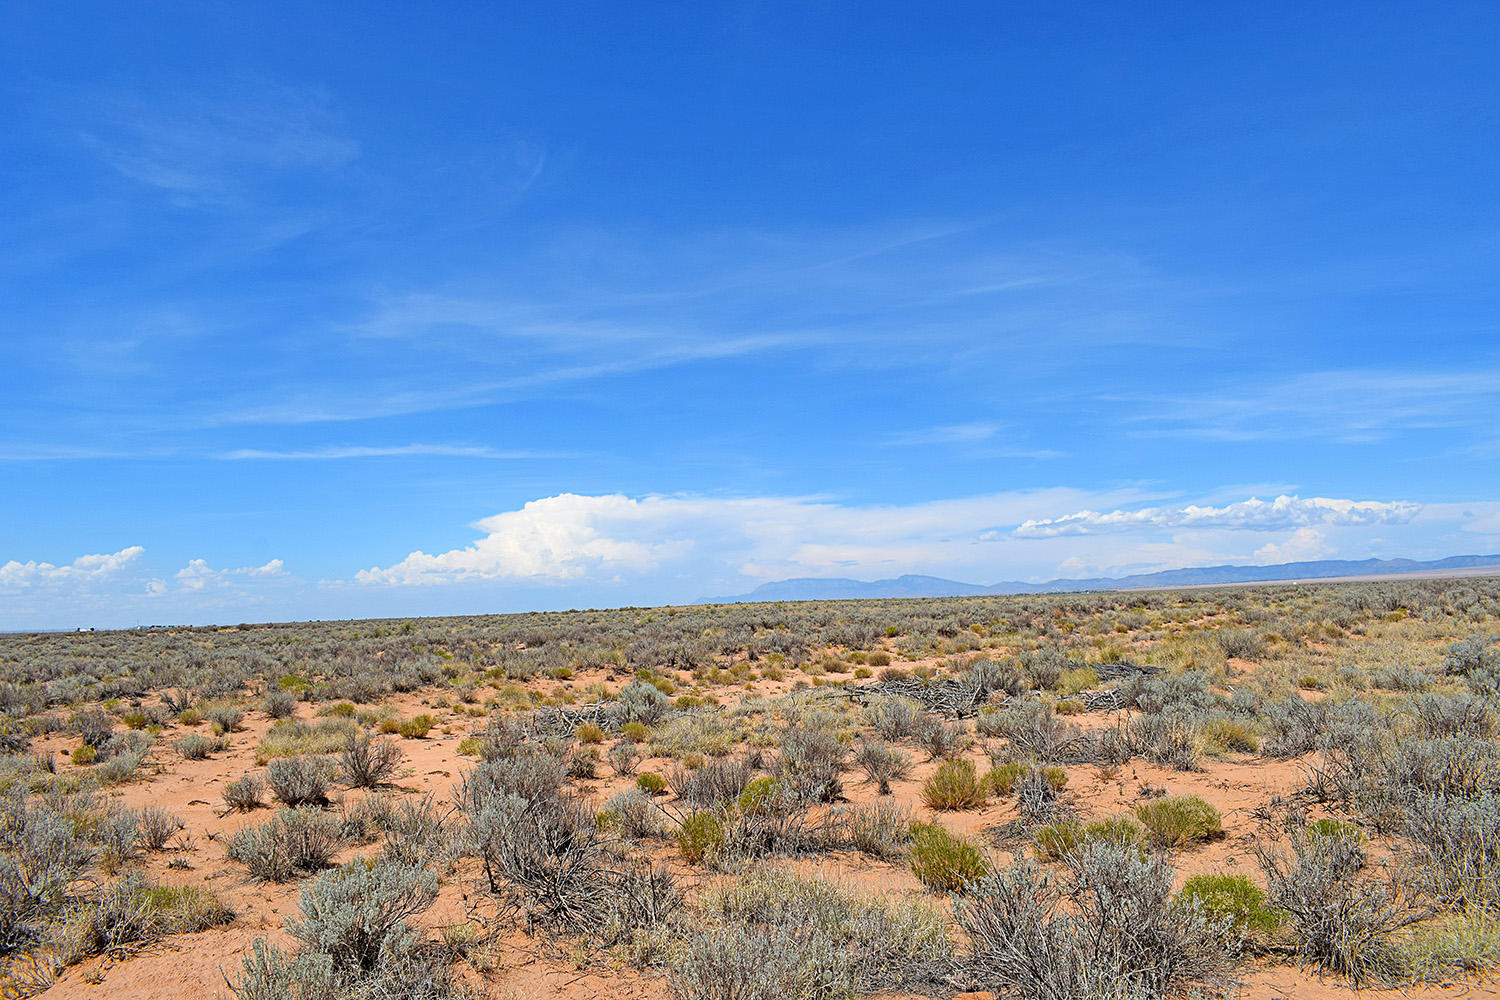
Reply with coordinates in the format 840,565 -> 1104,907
0,576 -> 1498,997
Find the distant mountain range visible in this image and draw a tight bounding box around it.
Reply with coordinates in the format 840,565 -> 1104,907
715,554 -> 1500,603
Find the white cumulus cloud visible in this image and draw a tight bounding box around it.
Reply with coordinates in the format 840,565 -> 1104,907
354,488 -> 1160,587
1253,527 -> 1333,564
0,546 -> 145,589
176,558 -> 286,591
1014,494 -> 1420,538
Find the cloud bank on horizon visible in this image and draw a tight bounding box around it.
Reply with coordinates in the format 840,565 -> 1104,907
3,4 -> 1498,629
7,490 -> 1500,630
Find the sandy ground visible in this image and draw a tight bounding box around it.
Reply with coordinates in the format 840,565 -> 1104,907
28,657 -> 1500,1000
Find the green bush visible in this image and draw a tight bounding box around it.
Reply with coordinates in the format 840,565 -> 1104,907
1134,795 -> 1224,849
397,714 -> 435,739
636,772 -> 668,795
985,760 -> 1026,796
910,821 -> 989,892
1083,815 -> 1147,851
1034,820 -> 1082,861
921,758 -> 987,811
678,811 -> 726,864
1178,873 -> 1285,937
735,775 -> 782,814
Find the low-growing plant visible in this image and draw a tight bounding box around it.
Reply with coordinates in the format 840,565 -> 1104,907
670,868 -> 951,1000
1256,829 -> 1429,985
845,800 -> 913,859
922,757 -> 987,811
866,696 -> 921,741
285,860 -> 437,973
137,807 -> 185,851
338,734 -> 403,789
397,714 -> 436,739
232,860 -> 461,1000
602,789 -> 664,840
267,755 -> 335,807
176,733 -> 226,760
568,745 -> 599,779
677,810 -> 727,864
958,842 -> 1236,998
227,807 -> 345,882
854,739 -> 912,795
257,718 -> 360,765
1034,819 -> 1083,860
262,687 -> 297,719
910,820 -> 989,892
913,713 -> 968,760
986,760 -> 1027,795
205,705 -> 245,734
608,738 -> 641,776
1134,795 -> 1224,849
1203,716 -> 1260,754
1178,872 -> 1285,940
669,757 -> 754,808
224,774 -> 265,812
774,724 -> 847,804
62,875 -> 233,963
1083,814 -> 1147,851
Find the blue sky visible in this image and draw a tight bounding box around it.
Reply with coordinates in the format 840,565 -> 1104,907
3,2 -> 1499,629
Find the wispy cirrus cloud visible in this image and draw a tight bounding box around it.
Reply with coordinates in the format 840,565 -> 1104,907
882,421 -> 1062,458
78,82 -> 359,205
1120,368 -> 1500,443
884,422 -> 1000,446
1015,494 -> 1421,538
219,444 -> 562,461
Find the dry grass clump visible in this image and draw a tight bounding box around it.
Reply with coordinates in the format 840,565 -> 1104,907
854,739 -> 911,794
256,718 -> 360,765
1256,829 -> 1429,985
957,841 -> 1237,999
845,800 -> 913,859
227,808 -> 345,882
59,875 -> 233,966
670,868 -> 951,1000
267,755 -> 335,806
338,734 -> 403,788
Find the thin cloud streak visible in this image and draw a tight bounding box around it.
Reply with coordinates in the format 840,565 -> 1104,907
219,444 -> 565,461
1118,368 -> 1500,443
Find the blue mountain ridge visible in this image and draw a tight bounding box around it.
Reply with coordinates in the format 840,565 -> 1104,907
713,554 -> 1500,603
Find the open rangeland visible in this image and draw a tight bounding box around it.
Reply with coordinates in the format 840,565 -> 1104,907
4,579 -> 1500,999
